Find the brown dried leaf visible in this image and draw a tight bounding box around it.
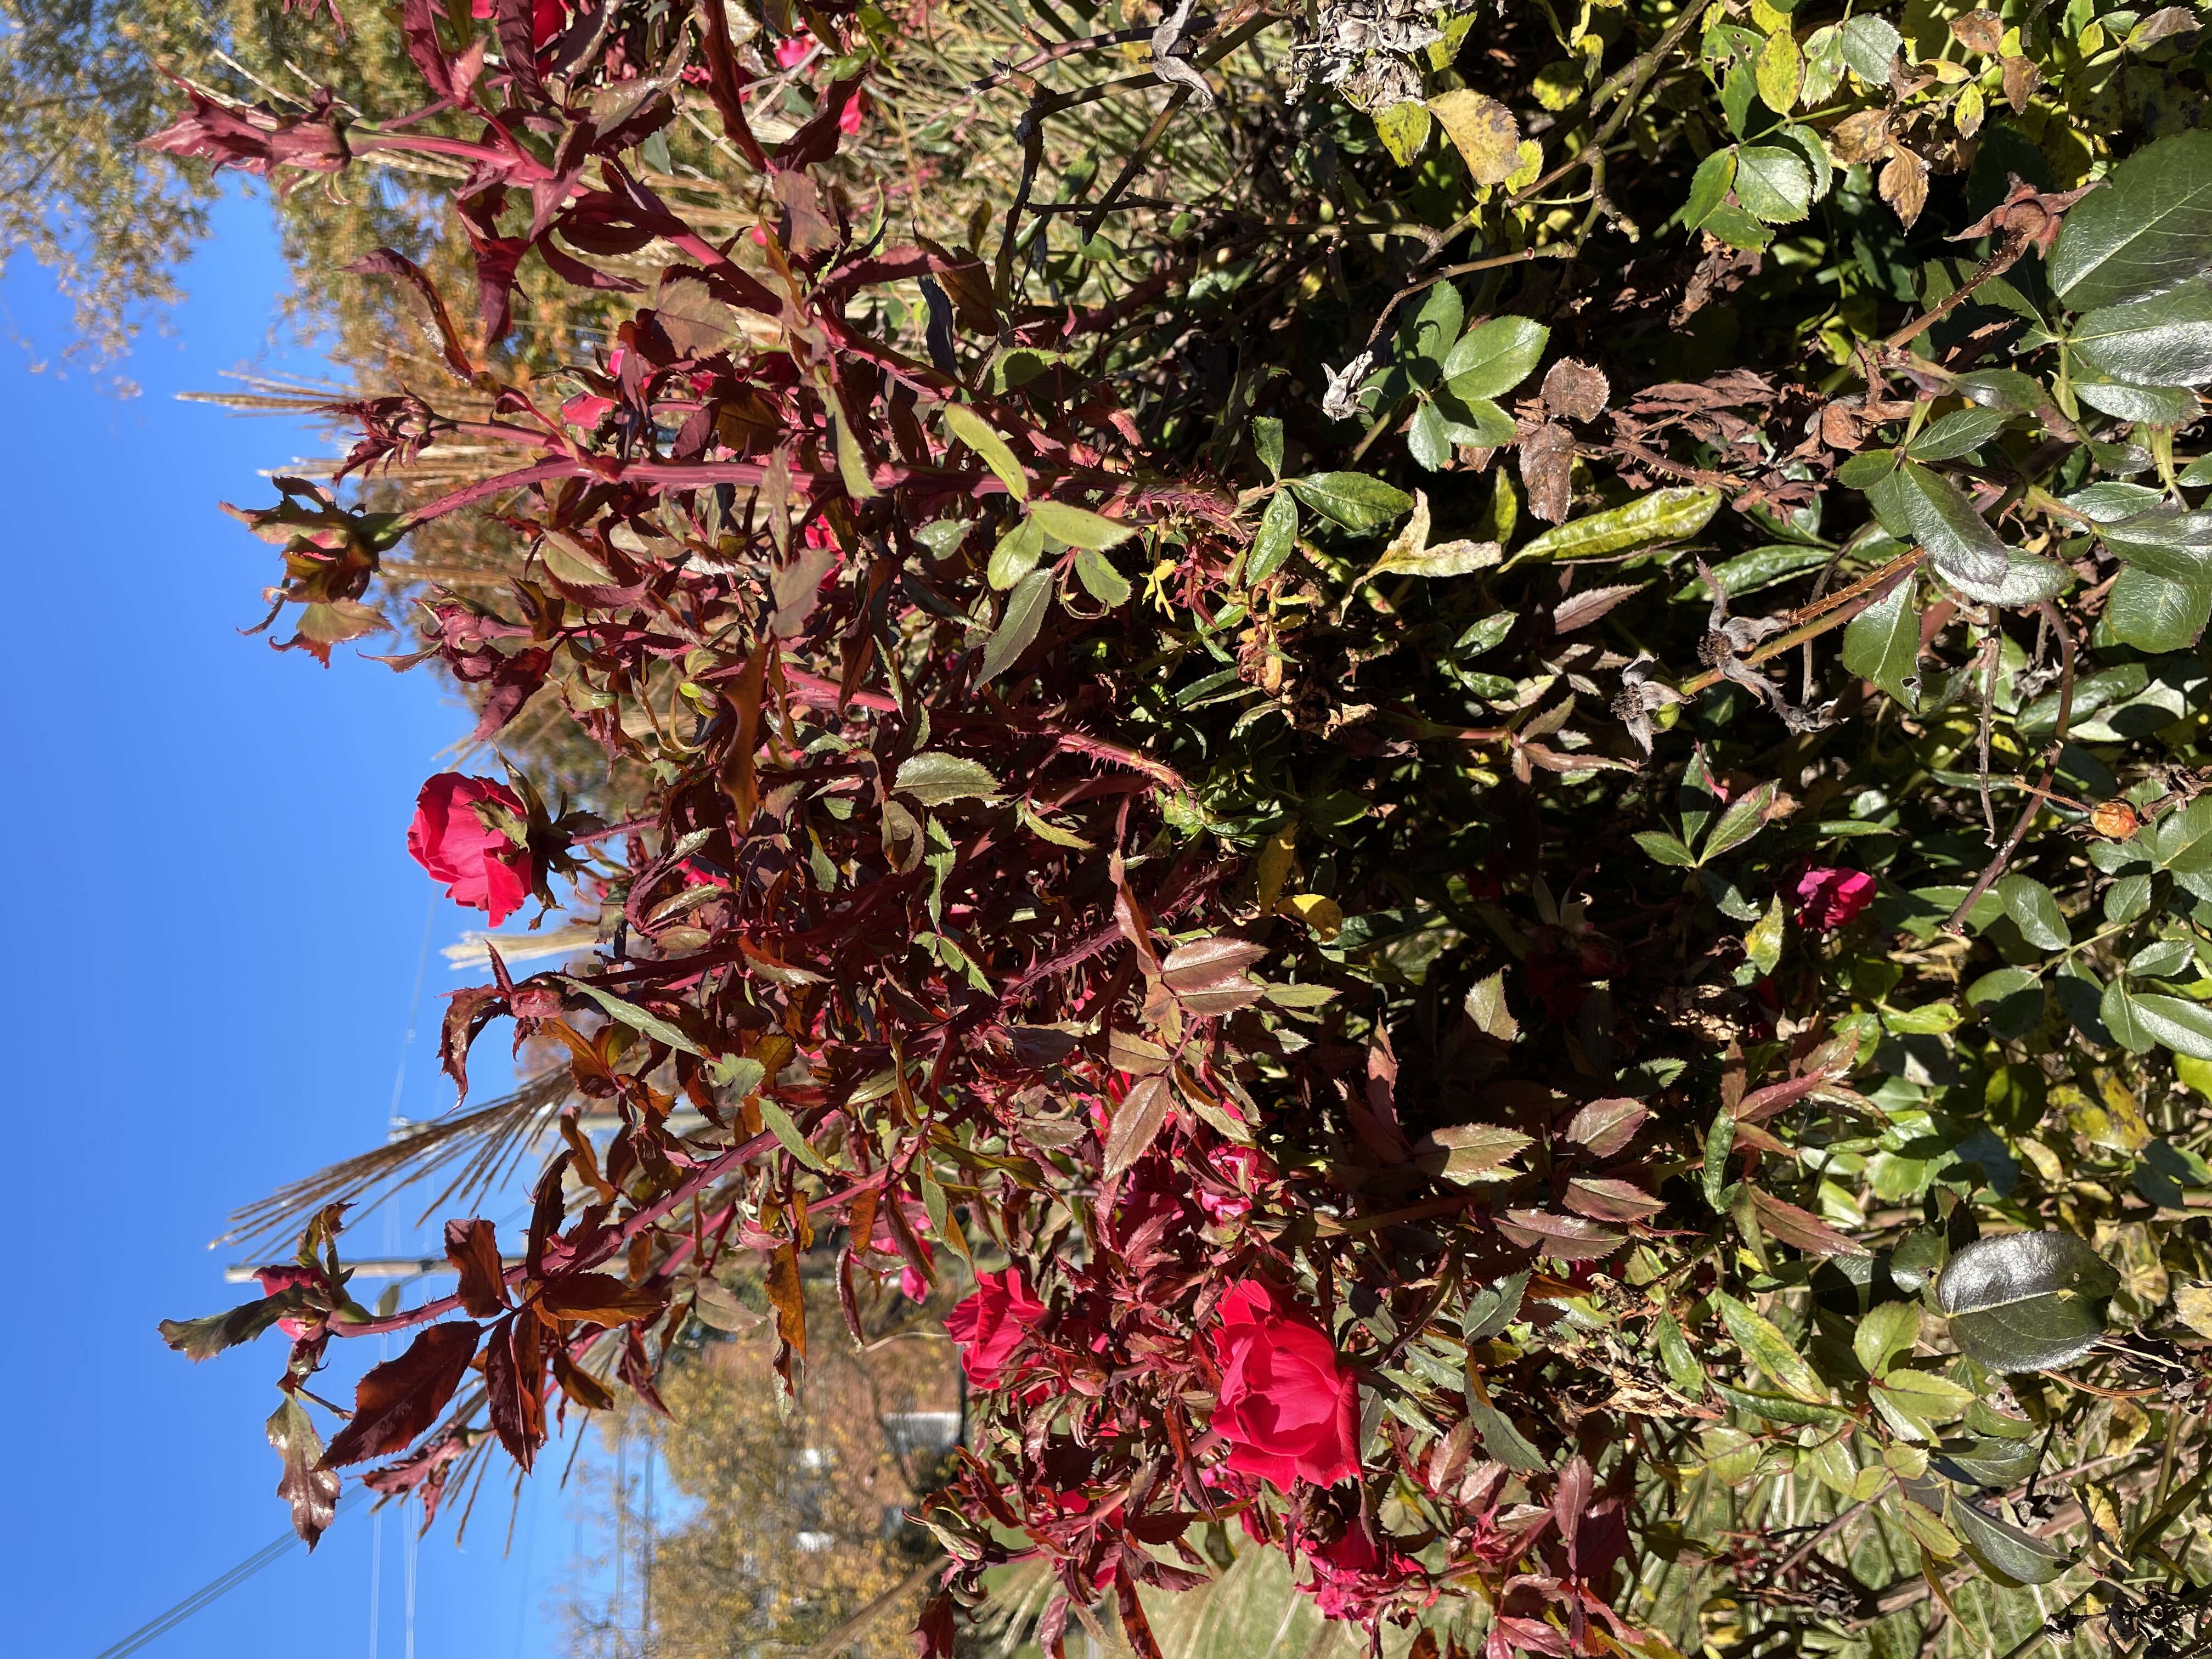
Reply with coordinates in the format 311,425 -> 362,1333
1541,358 -> 1610,423
1828,110 -> 1893,165
484,1308 -> 548,1471
552,1346 -> 616,1411
1519,420 -> 1575,524
1950,9 -> 2003,54
538,1271 -> 668,1327
1880,148 -> 1930,229
768,1242 -> 806,1359
1554,582 -> 1647,634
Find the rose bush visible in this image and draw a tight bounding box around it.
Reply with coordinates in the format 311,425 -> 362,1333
146,2 -> 2212,1657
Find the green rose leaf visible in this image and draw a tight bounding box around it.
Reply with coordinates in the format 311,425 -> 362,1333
1934,1232 -> 2119,1373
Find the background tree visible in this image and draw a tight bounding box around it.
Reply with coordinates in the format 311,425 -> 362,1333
563,1279 -> 961,1659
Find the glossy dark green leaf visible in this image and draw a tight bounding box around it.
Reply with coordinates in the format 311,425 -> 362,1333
1251,415 -> 1283,479
1401,281 -> 1463,364
160,1286 -> 319,1361
2102,506 -> 2212,582
2066,481 -> 2169,522
1952,369 -> 2045,412
1028,500 -> 1139,551
2152,795 -> 2212,870
2049,129 -> 2212,311
1866,461 -> 2010,588
1837,14 -> 1901,81
894,752 -> 1004,806
2070,276 -> 2212,388
1463,1385 -> 1549,1472
1953,553 -> 2072,608
2130,937 -> 2197,978
1708,1380 -> 1845,1425
1841,574 -> 1920,709
2076,378 -> 2199,425
1684,148 -> 1736,228
1836,450 -> 1898,488
1435,389 -> 1519,447
1408,399 -> 1453,470
1246,491 -> 1299,583
1673,544 -> 1833,601
1073,546 -> 1132,606
1996,873 -> 2069,950
1441,317 -> 1549,400
1700,780 -> 1780,862
1949,1494 -> 2074,1585
1288,472 -> 1415,535
1462,1270 -> 1531,1342
976,568 -> 1053,689
1934,1232 -> 2119,1372
2104,562 -> 2212,652
2123,991 -> 2212,1059
1908,405 -> 2012,462
1935,1435 -> 2043,1489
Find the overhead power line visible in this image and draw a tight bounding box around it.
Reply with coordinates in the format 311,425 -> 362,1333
92,1487 -> 364,1659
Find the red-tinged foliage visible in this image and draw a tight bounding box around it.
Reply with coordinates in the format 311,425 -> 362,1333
442,1217 -> 510,1318
320,1322 -> 481,1469
150,2 -> 2212,1654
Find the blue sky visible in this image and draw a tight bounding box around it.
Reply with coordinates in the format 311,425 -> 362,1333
0,190 -> 584,1656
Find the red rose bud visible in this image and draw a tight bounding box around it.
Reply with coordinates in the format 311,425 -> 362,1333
408,773 -> 536,926
254,1263 -> 323,1339
944,1267 -> 1046,1386
1209,1279 -> 1361,1490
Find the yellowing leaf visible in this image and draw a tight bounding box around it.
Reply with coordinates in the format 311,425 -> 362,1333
1374,100 -> 1432,167
1429,89 -> 1521,187
2174,1282 -> 2212,1339
941,403 -> 1028,500
1713,1291 -> 1828,1401
1255,821 -> 1299,916
1279,892 -> 1343,940
1898,1496 -> 1962,1560
1756,27 -> 1803,114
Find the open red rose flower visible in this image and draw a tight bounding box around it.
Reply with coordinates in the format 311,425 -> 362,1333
945,1267 -> 1046,1386
1795,866 -> 1875,931
1210,1279 -> 1361,1489
408,772 -> 535,926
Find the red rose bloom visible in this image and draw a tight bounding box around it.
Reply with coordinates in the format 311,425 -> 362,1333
409,773 -> 535,926
1210,1279 -> 1361,1489
472,0 -> 564,49
1795,866 -> 1875,930
945,1267 -> 1046,1386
